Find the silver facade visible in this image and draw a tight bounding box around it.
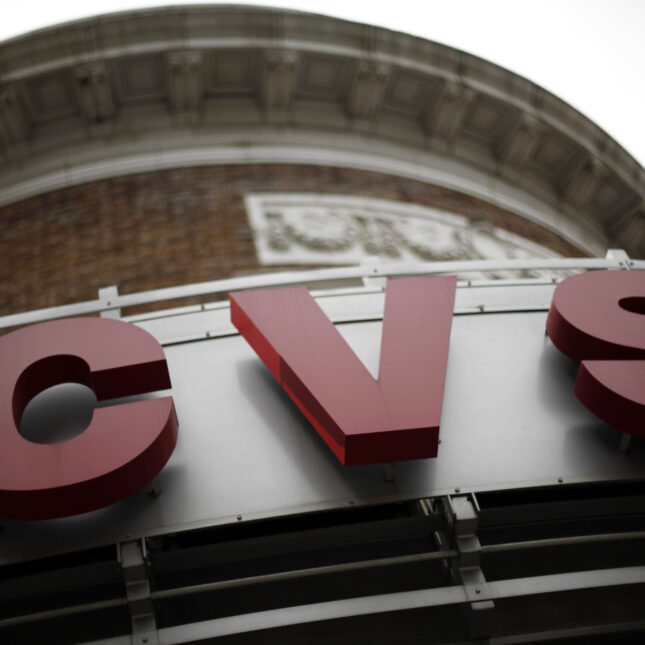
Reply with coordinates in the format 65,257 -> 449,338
1,257 -> 645,644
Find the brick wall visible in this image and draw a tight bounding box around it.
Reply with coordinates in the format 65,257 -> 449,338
0,164 -> 585,317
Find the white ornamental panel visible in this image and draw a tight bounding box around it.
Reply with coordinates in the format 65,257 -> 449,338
246,194 -> 566,279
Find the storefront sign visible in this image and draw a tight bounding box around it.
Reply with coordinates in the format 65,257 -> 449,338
0,270 -> 643,521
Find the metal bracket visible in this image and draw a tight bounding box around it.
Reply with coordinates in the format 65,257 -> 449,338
446,493 -> 494,639
619,433 -> 632,454
145,475 -> 162,498
119,539 -> 158,645
606,248 -> 632,269
360,257 -> 387,288
99,285 -> 122,319
606,250 -> 636,454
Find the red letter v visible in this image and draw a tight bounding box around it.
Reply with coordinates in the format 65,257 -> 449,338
231,276 -> 456,466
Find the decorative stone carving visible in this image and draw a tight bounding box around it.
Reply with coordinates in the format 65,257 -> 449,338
347,61 -> 390,120
464,221 -> 546,278
261,50 -> 299,117
610,203 -> 645,255
558,154 -> 604,207
393,218 -> 464,261
265,212 -> 291,251
0,86 -> 31,149
74,63 -> 117,125
284,209 -> 357,251
495,113 -> 545,171
358,217 -> 401,258
424,80 -> 475,142
168,51 -> 204,116
245,194 -> 566,279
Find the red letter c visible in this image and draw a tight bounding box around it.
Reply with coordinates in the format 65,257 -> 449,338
0,318 -> 178,520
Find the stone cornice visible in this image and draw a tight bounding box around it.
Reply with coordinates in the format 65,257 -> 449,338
0,5 -> 643,255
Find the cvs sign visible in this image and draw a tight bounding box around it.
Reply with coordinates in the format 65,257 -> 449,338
0,271 -> 642,520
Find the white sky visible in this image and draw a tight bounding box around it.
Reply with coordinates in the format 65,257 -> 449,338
2,1 -> 644,168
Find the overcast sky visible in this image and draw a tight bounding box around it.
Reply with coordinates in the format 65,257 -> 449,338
3,1 -> 644,168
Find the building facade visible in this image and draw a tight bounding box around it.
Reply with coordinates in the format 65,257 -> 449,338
1,6 -> 644,644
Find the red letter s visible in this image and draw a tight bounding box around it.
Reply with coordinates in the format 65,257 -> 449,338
546,270 -> 645,436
